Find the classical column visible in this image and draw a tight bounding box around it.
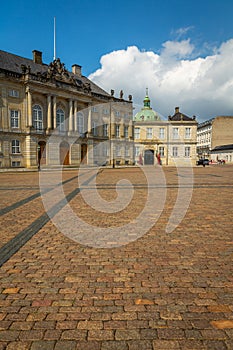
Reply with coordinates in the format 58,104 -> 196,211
74,100 -> 78,132
128,120 -> 133,139
88,105 -> 92,135
120,118 -> 124,138
26,88 -> 32,127
69,99 -> 73,132
47,94 -> 52,130
53,96 -> 57,129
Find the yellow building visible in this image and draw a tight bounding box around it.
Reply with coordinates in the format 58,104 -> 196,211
0,49 -> 134,169
134,93 -> 197,166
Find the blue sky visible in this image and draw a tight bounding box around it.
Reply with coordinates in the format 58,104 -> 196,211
1,0 -> 233,120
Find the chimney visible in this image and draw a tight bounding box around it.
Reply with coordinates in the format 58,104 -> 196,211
72,64 -> 82,77
175,107 -> 180,114
32,50 -> 42,64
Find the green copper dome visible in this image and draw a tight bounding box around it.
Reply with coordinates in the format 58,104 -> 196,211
134,90 -> 161,122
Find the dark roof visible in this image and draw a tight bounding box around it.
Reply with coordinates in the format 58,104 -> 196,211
169,112 -> 195,121
0,50 -> 48,74
211,144 -> 233,152
0,49 -> 110,97
168,107 -> 196,121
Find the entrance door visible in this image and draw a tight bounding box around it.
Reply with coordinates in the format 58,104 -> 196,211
60,141 -> 70,165
81,144 -> 87,165
38,141 -> 46,166
144,150 -> 154,165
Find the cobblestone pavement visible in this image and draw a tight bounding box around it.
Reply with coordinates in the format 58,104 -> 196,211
0,165 -> 232,350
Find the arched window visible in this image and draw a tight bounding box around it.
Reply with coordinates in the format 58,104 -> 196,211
56,108 -> 65,131
12,139 -> 20,154
77,113 -> 84,134
33,105 -> 43,130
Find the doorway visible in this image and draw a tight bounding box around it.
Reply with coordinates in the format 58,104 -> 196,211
60,141 -> 70,165
81,144 -> 87,165
144,149 -> 154,165
38,141 -> 46,167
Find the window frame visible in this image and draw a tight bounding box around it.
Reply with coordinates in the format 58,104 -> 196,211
172,146 -> 178,157
9,89 -> 19,98
124,126 -> 129,138
185,127 -> 191,139
135,146 -> 140,157
77,113 -> 84,134
103,124 -> 108,137
56,108 -> 65,131
33,105 -> 43,131
10,109 -> 20,128
146,127 -> 153,139
159,146 -> 165,157
92,121 -> 98,136
172,127 -> 179,140
159,128 -> 165,140
11,139 -> 20,154
185,146 -> 191,157
134,128 -> 140,140
115,125 -> 120,138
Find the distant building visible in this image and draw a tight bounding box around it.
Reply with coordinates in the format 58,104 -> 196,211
0,49 -> 134,169
197,116 -> 233,162
133,92 -> 197,166
211,144 -> 233,163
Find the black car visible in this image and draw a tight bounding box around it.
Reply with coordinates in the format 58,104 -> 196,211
196,158 -> 209,166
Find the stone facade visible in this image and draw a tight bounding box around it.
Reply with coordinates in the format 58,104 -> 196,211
197,116 -> 233,161
0,50 -> 134,169
134,96 -> 197,167
211,144 -> 233,163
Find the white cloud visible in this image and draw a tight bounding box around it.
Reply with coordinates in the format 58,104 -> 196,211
161,39 -> 194,59
88,39 -> 233,122
172,26 -> 194,39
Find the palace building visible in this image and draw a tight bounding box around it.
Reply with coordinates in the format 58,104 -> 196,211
134,92 -> 198,166
0,49 -> 134,169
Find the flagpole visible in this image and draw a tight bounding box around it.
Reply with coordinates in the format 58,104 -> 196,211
53,17 -> 56,60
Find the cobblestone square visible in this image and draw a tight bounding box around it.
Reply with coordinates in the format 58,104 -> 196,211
0,165 -> 232,349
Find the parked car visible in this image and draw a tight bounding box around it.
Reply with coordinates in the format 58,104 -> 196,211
196,158 -> 209,166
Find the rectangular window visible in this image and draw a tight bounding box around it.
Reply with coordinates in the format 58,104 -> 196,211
135,146 -> 140,157
116,125 -> 120,138
103,108 -> 109,115
159,128 -> 165,140
185,146 -> 190,157
103,124 -> 108,137
134,128 -> 140,140
115,111 -> 120,117
173,128 -> 179,139
146,128 -> 153,139
12,161 -> 21,167
93,144 -> 98,156
92,121 -> 98,136
102,143 -> 109,157
116,145 -> 121,157
159,146 -> 165,157
92,106 -> 98,112
77,114 -> 84,134
9,89 -> 19,98
124,126 -> 128,138
185,127 -> 191,139
12,140 -> 20,154
10,110 -> 19,128
125,147 -> 129,157
172,147 -> 178,157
